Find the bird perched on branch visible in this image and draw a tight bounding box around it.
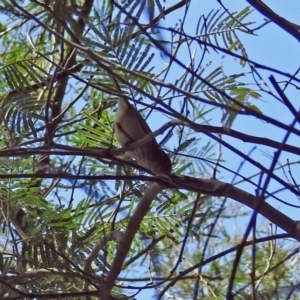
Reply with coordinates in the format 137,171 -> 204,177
111,75 -> 172,175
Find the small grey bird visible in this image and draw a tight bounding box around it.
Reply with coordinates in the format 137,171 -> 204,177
113,80 -> 172,175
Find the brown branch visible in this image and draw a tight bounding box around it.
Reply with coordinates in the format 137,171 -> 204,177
100,182 -> 167,299
124,235 -> 165,268
171,175 -> 300,241
104,118 -> 300,157
83,230 -> 124,291
248,0 -> 300,41
9,0 -> 95,249
189,123 -> 300,156
47,0 -> 94,136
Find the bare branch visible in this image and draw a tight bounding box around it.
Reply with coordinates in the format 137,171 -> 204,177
100,182 -> 167,299
83,230 -> 124,291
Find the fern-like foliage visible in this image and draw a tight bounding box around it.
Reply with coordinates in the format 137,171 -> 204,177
0,60 -> 48,140
198,7 -> 254,61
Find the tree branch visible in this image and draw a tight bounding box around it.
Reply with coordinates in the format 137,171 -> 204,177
248,0 -> 300,41
171,175 -> 300,241
83,230 -> 124,291
100,182 -> 167,299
